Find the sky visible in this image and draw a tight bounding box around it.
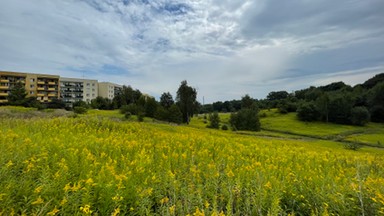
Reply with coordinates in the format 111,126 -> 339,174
0,0 -> 384,103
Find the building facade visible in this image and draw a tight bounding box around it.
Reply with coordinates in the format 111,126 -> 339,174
60,77 -> 98,104
0,71 -> 125,105
98,82 -> 123,100
0,71 -> 60,103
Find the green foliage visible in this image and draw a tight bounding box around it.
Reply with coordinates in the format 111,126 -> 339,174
328,93 -> 354,124
112,85 -> 142,108
159,92 -> 174,108
124,112 -> 132,119
297,102 -> 319,122
7,82 -> 28,106
144,97 -> 158,118
230,107 -> 261,131
91,96 -> 113,110
208,112 -> 220,129
369,105 -> 384,123
221,124 -> 228,130
73,106 -> 87,114
241,94 -> 255,109
343,142 -> 362,151
168,104 -> 183,124
350,106 -> 370,126
176,80 -> 197,124
137,112 -> 145,122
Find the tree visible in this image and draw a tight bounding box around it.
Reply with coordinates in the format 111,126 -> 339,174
316,93 -> 330,122
160,92 -> 174,108
7,82 -> 28,106
328,93 -> 353,124
145,97 -> 158,118
297,102 -> 319,122
241,94 -> 254,109
91,97 -> 113,110
230,107 -> 260,131
208,112 -> 220,129
267,91 -> 289,101
176,80 -> 197,124
168,104 -> 183,124
350,106 -> 370,126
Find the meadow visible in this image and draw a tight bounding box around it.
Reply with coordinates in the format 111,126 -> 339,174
0,107 -> 384,215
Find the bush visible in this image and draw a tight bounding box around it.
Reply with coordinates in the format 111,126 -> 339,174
137,112 -> 145,122
208,112 -> 220,129
344,142 -> 361,151
221,125 -> 228,130
230,108 -> 260,131
297,102 -> 319,122
73,107 -> 87,114
350,106 -> 370,126
124,112 -> 132,120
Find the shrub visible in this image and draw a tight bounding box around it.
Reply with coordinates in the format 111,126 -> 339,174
221,125 -> 228,130
73,107 -> 87,114
350,106 -> 370,126
137,112 -> 145,122
370,105 -> 384,123
297,102 -> 319,122
124,112 -> 132,120
344,142 -> 361,151
208,112 -> 220,129
230,108 -> 260,131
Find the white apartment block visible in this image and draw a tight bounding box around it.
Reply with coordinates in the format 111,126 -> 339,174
98,82 -> 123,100
60,77 -> 98,104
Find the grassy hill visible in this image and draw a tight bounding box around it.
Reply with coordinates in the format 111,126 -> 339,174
0,106 -> 384,215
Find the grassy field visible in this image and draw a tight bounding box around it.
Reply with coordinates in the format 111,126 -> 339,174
1,107 -> 384,215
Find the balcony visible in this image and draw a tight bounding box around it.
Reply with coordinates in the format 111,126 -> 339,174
37,87 -> 45,90
0,86 -> 8,90
0,99 -> 8,103
0,92 -> 8,96
37,93 -> 45,97
37,81 -> 45,85
48,88 -> 56,91
0,79 -> 10,83
48,93 -> 57,97
48,82 -> 57,85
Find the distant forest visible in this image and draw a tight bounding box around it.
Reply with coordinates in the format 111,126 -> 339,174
202,73 -> 384,125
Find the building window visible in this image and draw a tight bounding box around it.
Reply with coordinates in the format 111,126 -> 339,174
30,84 -> 34,88
92,88 -> 95,92
92,94 -> 95,97
86,83 -> 90,86
30,91 -> 34,95
92,83 -> 95,86
86,94 -> 90,97
30,78 -> 35,82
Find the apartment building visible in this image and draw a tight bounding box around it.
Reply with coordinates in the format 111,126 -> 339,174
98,82 -> 123,100
60,77 -> 98,104
0,71 -> 125,104
0,71 -> 60,103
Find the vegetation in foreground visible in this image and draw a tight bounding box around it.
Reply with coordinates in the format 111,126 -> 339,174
1,110 -> 384,215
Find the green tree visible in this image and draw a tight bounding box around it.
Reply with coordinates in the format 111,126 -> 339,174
160,92 -> 174,108
297,102 -> 319,122
241,94 -> 254,109
145,97 -> 158,118
350,106 -> 370,126
208,112 -> 220,129
168,104 -> 183,124
176,80 -> 197,124
7,82 -> 27,106
230,107 -> 260,131
316,93 -> 330,122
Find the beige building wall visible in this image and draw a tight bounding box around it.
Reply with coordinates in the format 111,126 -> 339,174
60,77 -> 98,103
98,82 -> 122,100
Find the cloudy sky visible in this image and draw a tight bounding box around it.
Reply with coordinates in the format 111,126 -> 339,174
1,0 -> 383,103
